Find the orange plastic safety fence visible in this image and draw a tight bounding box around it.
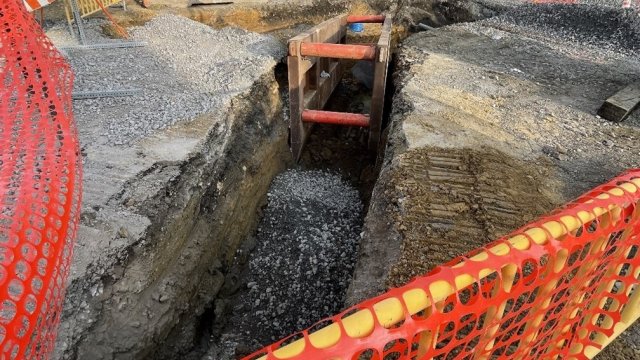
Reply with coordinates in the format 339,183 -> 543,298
246,170 -> 640,360
1,0 -> 82,358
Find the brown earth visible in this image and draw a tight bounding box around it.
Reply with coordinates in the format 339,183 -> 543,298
386,147 -> 562,287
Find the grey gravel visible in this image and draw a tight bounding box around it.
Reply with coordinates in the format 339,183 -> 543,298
47,15 -> 284,145
216,169 -> 363,357
45,18 -> 130,47
485,2 -> 640,57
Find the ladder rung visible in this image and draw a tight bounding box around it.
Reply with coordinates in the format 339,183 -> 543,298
299,43 -> 376,60
302,110 -> 370,127
346,15 -> 386,24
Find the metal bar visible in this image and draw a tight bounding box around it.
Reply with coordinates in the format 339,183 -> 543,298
68,0 -> 87,45
347,15 -> 386,23
302,110 -> 370,127
59,41 -> 147,51
418,23 -> 436,31
72,88 -> 141,99
300,43 -> 376,60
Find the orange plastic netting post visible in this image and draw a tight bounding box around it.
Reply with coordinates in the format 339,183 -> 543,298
1,1 -> 82,358
245,170 -> 640,360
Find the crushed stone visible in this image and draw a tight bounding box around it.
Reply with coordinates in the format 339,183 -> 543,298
47,15 -> 285,145
213,169 -> 363,358
483,2 -> 640,58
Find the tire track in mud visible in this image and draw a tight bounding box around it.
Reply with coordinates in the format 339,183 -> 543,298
387,147 -> 562,287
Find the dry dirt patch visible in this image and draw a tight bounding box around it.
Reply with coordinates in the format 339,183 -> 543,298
386,147 -> 562,287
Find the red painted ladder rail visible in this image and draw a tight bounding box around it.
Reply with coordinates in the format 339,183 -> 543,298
288,14 -> 392,161
1,1 -> 82,358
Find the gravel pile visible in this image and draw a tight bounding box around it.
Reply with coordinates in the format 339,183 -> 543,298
485,2 -> 640,57
46,19 -> 118,47
50,15 -> 284,145
227,169 -> 363,352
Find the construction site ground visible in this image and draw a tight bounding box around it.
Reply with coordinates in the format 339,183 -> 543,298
347,3 -> 640,360
35,0 -> 640,359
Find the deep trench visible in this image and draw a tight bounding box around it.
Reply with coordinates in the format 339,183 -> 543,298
181,56 -> 395,360
100,2 -> 640,359
144,3 -> 488,358
143,48 -> 396,360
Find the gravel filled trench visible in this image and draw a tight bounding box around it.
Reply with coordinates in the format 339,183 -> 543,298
212,169 -> 363,358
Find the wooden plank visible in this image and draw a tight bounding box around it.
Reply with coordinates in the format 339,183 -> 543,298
312,17 -> 345,87
288,52 -> 307,162
288,14 -> 346,161
307,30 -> 321,91
303,61 -> 342,110
368,16 -> 392,152
597,82 -> 640,122
288,15 -> 347,55
320,14 -> 346,46
299,57 -> 314,75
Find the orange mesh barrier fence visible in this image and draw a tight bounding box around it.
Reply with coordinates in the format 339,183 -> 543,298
1,0 -> 82,358
245,170 -> 640,360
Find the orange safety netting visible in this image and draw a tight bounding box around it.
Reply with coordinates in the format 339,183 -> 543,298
246,170 -> 640,360
1,0 -> 81,358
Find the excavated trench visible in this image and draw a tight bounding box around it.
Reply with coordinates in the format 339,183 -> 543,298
134,3 -> 496,360
51,2 -> 498,359
151,51 -> 393,360
123,3 -> 640,360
